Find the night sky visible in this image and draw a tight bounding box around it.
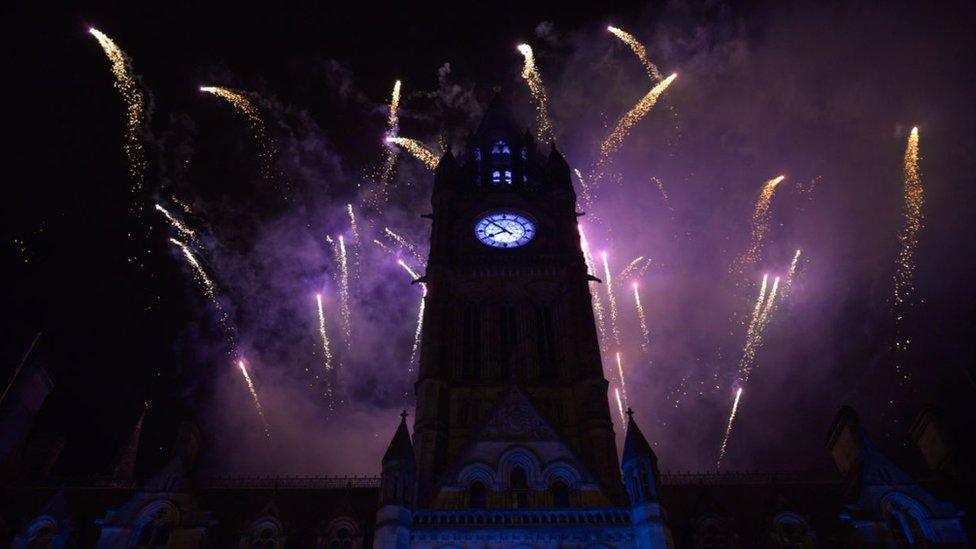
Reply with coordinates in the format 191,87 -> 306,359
3,1 -> 975,479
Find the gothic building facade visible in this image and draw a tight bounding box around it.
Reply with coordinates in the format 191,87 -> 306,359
1,98 -> 973,547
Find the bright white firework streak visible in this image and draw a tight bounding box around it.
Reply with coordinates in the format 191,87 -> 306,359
516,44 -> 554,143
237,360 -> 272,438
717,387 -> 743,469
615,387 -> 626,426
601,251 -> 622,348
633,282 -> 651,353
615,352 -> 629,408
337,235 -> 351,344
315,294 -> 334,399
578,224 -> 609,352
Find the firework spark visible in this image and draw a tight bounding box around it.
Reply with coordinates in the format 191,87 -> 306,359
614,387 -> 626,426
337,235 -> 352,344
88,28 -> 147,200
598,73 -> 677,164
618,256 -> 646,282
377,80 -> 403,202
386,137 -> 439,170
636,258 -> 654,279
615,352 -> 629,407
517,44 -> 554,143
633,282 -> 651,354
735,175 -> 786,273
739,275 -> 781,383
315,294 -> 334,398
716,387 -> 743,469
573,168 -> 595,213
155,204 -> 196,243
397,260 -> 426,372
169,238 -> 234,339
579,224 -> 609,352
237,360 -> 272,438
607,26 -> 663,81
784,249 -> 803,294
384,227 -> 425,264
199,86 -> 279,186
893,127 -> 923,308
650,177 -> 672,209
347,203 -> 362,279
601,251 -> 622,348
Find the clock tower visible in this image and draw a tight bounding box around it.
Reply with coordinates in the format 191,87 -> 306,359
410,94 -> 626,508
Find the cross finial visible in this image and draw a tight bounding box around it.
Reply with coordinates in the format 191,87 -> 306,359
626,407 -> 634,420
400,409 -> 409,420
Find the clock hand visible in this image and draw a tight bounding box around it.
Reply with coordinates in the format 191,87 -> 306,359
488,221 -> 512,235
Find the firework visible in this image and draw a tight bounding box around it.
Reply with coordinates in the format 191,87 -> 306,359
607,26 -> 663,81
633,282 -> 651,354
155,204 -> 196,243
579,224 -> 609,351
347,203 -> 362,279
88,28 -> 147,201
893,127 -> 922,308
650,177 -> 672,209
385,227 -> 425,264
200,86 -> 280,186
237,360 -> 272,438
615,352 -> 629,406
377,80 -> 403,202
636,258 -> 654,279
169,238 -> 234,339
735,175 -> 786,273
385,137 -> 439,170
615,387 -> 626,426
739,276 -> 781,383
573,168 -> 595,213
784,249 -> 802,294
517,44 -> 555,143
598,73 -> 677,164
716,387 -> 743,469
397,260 -> 426,372
337,235 -> 352,343
618,256 -> 645,282
315,294 -> 334,396
601,251 -> 622,348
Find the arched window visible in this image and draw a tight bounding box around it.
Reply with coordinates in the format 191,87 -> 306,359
245,518 -> 282,548
134,501 -> 177,548
324,517 -> 360,549
468,481 -> 487,509
24,517 -> 58,549
490,141 -> 512,185
511,466 -> 529,509
551,480 -> 570,508
883,494 -> 935,545
772,513 -> 812,548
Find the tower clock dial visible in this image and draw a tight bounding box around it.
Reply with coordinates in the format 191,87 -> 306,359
474,212 -> 535,248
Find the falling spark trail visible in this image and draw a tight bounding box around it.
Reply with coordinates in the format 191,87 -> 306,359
784,249 -> 802,294
386,137 -> 439,170
237,360 -> 271,438
615,352 -> 629,408
893,127 -> 923,308
155,204 -> 196,242
385,227 -> 425,264
650,177 -> 672,209
377,80 -> 403,202
169,238 -> 234,340
573,168 -> 595,213
615,387 -> 626,426
618,256 -> 645,282
636,258 -> 653,279
717,387 -> 743,469
517,44 -> 554,143
633,283 -> 651,353
88,28 -> 147,200
397,259 -> 421,280
607,26 -> 663,81
735,175 -> 786,273
315,294 -> 334,399
739,276 -> 781,383
337,236 -> 352,344
601,251 -> 622,348
347,204 -> 362,279
579,224 -> 608,351
398,260 -> 426,372
200,86 -> 279,185
598,73 -> 677,164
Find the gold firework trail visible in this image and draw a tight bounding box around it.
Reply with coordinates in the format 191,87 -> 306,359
739,276 -> 781,382
784,249 -> 802,294
169,238 -> 234,339
615,387 -> 626,426
200,86 -> 279,185
650,177 -> 672,209
377,80 -> 403,203
735,175 -> 786,273
337,235 -> 352,344
716,387 -> 743,469
601,251 -> 622,348
578,224 -> 609,352
517,44 -> 555,143
615,352 -> 629,407
384,227 -> 425,264
893,127 -> 922,308
398,260 -> 426,372
607,26 -> 663,81
598,73 -> 677,164
636,258 -> 654,279
237,360 -> 272,438
618,256 -> 645,282
155,204 -> 196,243
633,282 -> 651,353
170,195 -> 193,215
347,203 -> 362,279
88,28 -> 148,201
315,294 -> 334,399
386,137 -> 439,170
573,168 -> 595,213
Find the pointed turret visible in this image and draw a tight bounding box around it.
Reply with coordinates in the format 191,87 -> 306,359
110,402 -> 148,486
546,142 -> 574,197
622,408 -> 657,467
621,409 -> 673,548
472,92 -> 520,144
375,411 -> 417,549
383,411 -> 416,467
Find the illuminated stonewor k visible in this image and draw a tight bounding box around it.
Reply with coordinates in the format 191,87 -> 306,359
199,86 -> 282,195
237,360 -> 272,438
517,44 -> 554,143
385,137 -> 439,170
608,26 -> 664,81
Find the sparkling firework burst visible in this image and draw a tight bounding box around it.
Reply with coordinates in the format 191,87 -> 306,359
88,28 -> 148,200
614,387 -> 626,426
784,249 -> 802,295
169,238 -> 234,339
397,260 -> 426,373
337,235 -> 352,344
199,86 -> 280,188
384,227 -> 425,264
155,204 -> 196,243
633,282 -> 651,354
386,137 -> 439,170
615,352 -> 629,408
579,224 -> 609,352
716,387 -> 743,469
377,80 -> 403,203
601,251 -> 622,348
517,44 -> 554,143
735,175 -> 786,273
598,73 -> 677,165
237,360 -> 272,438
315,294 -> 334,399
347,203 -> 362,279
893,127 -> 922,308
607,26 -> 663,81
573,168 -> 595,213
618,256 -> 645,282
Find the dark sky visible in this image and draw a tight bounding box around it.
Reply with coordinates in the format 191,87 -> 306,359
3,1 -> 975,479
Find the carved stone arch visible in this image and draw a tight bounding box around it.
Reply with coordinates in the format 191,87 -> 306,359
771,511 -> 814,547
321,515 -> 362,549
457,461 -> 497,488
542,460 -> 583,487
242,515 -> 284,548
18,515 -> 61,548
497,445 -> 543,487
131,499 -> 180,547
880,492 -> 938,544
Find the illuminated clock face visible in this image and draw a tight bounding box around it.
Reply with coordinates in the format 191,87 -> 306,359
474,212 -> 535,248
